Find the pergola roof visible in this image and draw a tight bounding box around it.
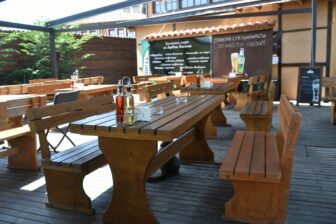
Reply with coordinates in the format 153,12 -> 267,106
145,20 -> 276,40
0,0 -> 307,32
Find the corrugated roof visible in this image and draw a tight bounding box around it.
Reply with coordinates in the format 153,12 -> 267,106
144,20 -> 276,40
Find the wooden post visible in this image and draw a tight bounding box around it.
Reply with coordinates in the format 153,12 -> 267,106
49,30 -> 59,78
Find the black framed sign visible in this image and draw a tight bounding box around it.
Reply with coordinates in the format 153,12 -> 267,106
149,36 -> 211,75
297,66 -> 322,106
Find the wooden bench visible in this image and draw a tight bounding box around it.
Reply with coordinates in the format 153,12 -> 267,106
140,82 -> 174,103
0,95 -> 46,170
232,74 -> 270,110
77,76 -> 104,85
219,95 -> 302,223
321,77 -> 336,124
29,78 -> 58,84
240,81 -> 275,131
0,84 -> 31,95
27,82 -> 72,99
26,95 -> 115,214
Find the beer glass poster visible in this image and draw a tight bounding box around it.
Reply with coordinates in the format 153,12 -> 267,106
149,37 -> 211,75
212,30 -> 273,77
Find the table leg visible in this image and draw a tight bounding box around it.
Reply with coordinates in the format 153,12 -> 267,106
99,137 -> 158,224
211,105 -> 230,126
179,115 -> 214,162
205,115 -> 217,139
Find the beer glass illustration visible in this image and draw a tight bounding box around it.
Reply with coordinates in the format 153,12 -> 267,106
231,52 -> 239,74
312,79 -> 320,102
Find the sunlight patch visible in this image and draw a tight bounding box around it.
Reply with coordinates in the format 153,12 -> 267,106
83,166 -> 113,200
20,177 -> 46,191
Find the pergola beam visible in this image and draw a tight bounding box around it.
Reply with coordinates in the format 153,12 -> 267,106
0,21 -> 53,32
47,0 -> 151,27
56,7 -> 311,33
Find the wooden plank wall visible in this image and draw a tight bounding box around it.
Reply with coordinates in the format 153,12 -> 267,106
0,36 -> 137,85
80,37 -> 137,84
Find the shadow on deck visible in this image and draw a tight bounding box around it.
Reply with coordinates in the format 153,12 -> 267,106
0,104 -> 336,224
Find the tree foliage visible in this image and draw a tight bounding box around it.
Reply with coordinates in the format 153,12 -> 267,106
0,19 -> 94,84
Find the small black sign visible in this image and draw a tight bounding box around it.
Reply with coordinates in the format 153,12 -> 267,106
297,66 -> 322,106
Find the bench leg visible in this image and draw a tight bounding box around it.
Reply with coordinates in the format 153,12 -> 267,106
99,137 -> 158,224
180,115 -> 214,162
241,117 -> 267,132
224,180 -> 286,224
44,169 -> 94,214
7,133 -> 39,171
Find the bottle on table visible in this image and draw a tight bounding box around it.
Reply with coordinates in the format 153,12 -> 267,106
116,79 -> 124,125
124,80 -> 135,125
197,69 -> 204,88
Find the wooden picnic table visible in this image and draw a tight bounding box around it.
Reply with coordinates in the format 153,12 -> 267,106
180,82 -> 235,138
70,95 -> 224,224
57,84 -> 116,100
148,76 -> 184,89
180,82 -> 235,95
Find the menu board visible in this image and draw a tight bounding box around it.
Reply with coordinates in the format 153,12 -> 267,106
212,30 -> 273,77
297,66 -> 322,105
149,37 -> 211,75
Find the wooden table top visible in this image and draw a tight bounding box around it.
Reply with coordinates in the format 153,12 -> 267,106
240,100 -> 268,118
70,95 -> 224,141
180,82 -> 235,95
57,84 -> 116,94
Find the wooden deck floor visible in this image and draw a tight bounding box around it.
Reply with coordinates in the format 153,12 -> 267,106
1,104 -> 336,224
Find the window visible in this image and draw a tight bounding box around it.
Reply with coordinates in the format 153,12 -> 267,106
117,29 -> 125,38
153,0 -> 233,14
128,31 -> 136,38
109,29 -> 117,37
132,5 -> 141,13
181,0 -> 207,9
123,7 -> 131,13
154,0 -> 178,14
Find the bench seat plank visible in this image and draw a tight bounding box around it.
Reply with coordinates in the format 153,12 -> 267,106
250,132 -> 266,178
220,131 -> 281,183
219,131 -> 245,176
48,140 -> 100,167
0,126 -> 31,141
234,132 -> 255,177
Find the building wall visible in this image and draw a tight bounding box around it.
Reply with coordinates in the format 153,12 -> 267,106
135,1 -> 332,100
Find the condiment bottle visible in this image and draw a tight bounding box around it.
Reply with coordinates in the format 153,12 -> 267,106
196,73 -> 201,88
116,79 -> 124,125
124,81 -> 135,125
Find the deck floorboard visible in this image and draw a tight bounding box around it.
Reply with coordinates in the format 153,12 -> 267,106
1,104 -> 336,223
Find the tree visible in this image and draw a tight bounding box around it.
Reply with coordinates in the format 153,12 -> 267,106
56,32 -> 94,79
0,19 -> 95,84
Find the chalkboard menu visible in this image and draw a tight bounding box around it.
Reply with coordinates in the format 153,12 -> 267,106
149,37 -> 211,75
297,66 -> 322,105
